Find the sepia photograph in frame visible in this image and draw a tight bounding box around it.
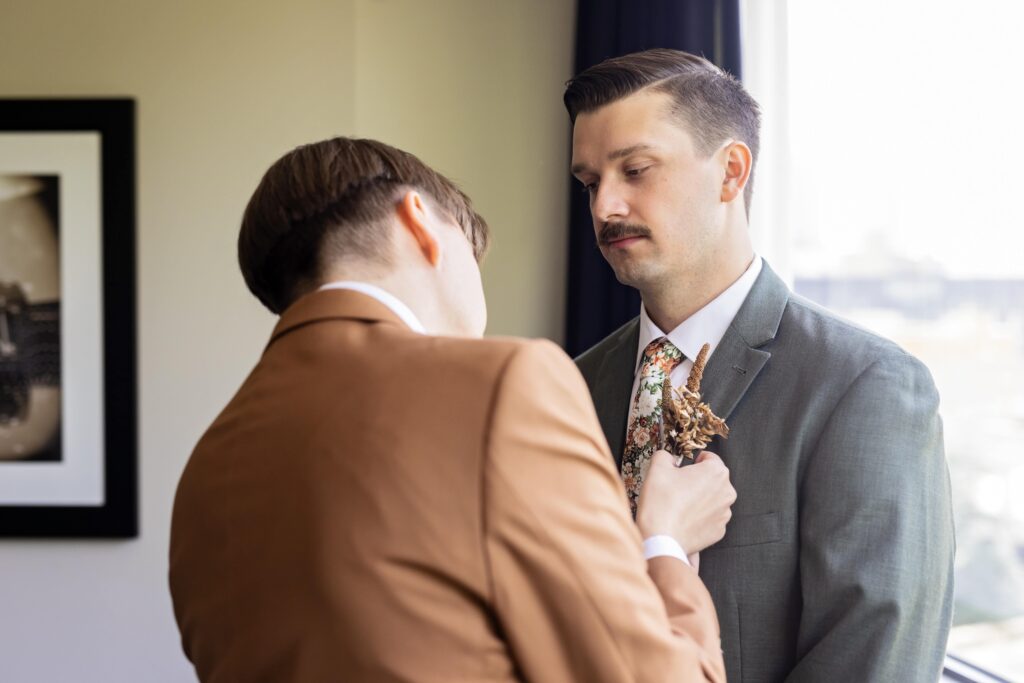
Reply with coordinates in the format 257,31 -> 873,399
0,99 -> 136,537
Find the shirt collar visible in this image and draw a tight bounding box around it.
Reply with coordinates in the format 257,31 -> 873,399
635,255 -> 763,371
317,281 -> 426,334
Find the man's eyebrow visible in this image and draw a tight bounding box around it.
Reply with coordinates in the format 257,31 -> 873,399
608,143 -> 653,161
571,144 -> 655,176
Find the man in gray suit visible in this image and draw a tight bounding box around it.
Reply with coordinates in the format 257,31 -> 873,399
566,49 -> 955,682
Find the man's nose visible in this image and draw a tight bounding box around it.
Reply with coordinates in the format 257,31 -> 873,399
591,181 -> 629,223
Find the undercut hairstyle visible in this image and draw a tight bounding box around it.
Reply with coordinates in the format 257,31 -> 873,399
564,48 -> 761,212
238,137 -> 489,314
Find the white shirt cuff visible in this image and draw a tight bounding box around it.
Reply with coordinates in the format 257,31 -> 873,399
642,535 -> 692,567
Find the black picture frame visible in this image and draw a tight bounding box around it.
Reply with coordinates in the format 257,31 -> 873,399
0,99 -> 137,537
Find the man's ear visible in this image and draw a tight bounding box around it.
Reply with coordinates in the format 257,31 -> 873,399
720,141 -> 753,205
395,190 -> 441,267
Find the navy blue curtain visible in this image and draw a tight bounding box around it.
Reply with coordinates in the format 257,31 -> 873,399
563,0 -> 743,357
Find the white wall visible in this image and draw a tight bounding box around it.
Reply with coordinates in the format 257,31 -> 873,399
0,1 -> 574,680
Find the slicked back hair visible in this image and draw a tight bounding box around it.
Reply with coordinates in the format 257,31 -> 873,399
564,48 -> 761,213
238,137 -> 489,314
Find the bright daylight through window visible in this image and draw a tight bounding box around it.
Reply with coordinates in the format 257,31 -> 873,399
744,1 -> 1024,678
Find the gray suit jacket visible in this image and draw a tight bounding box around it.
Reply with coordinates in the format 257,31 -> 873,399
576,262 -> 955,683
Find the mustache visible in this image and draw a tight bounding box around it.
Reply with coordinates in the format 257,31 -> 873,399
598,222 -> 652,246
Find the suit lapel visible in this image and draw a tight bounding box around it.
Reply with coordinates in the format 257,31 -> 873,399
585,263 -> 790,466
700,332 -> 771,424
701,262 -> 790,423
592,320 -> 640,467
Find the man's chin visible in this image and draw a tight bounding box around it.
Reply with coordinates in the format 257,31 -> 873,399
608,264 -> 651,290
601,247 -> 657,289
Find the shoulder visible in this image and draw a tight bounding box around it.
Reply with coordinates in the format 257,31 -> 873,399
484,336 -> 581,387
574,317 -> 639,376
484,337 -> 612,462
424,334 -> 570,372
454,336 -> 599,419
779,293 -> 936,395
406,334 -> 582,396
369,330 -> 537,382
783,293 -> 908,361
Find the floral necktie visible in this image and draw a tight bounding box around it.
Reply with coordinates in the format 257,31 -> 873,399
621,337 -> 684,517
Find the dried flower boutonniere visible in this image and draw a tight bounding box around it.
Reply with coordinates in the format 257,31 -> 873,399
661,342 -> 729,466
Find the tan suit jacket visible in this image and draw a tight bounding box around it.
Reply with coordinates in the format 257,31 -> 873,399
169,289 -> 725,682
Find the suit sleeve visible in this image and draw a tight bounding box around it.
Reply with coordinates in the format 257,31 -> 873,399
787,353 -> 955,682
482,340 -> 725,683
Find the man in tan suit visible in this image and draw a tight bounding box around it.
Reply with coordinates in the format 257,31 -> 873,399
169,137 -> 736,682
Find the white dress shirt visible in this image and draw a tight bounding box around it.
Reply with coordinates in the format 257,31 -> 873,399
633,255 -> 762,564
630,255 -> 763,406
317,281 -> 426,334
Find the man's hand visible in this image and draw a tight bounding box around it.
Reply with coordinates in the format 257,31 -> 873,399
636,450 -> 736,555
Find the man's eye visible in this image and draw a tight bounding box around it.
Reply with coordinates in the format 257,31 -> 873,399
625,166 -> 649,178
580,181 -> 597,194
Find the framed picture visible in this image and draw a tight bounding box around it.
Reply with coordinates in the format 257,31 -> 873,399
0,99 -> 136,537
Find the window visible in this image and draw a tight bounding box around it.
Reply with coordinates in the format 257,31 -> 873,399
743,1 -> 1024,678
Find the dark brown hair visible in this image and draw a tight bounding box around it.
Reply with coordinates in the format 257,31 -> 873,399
564,48 -> 761,211
238,137 -> 489,313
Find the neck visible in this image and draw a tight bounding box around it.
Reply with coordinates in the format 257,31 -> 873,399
321,268 -> 452,336
643,244 -> 754,333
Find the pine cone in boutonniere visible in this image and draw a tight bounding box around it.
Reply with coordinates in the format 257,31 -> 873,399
662,342 -> 729,465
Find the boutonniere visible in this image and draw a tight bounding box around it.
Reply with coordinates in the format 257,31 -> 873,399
661,342 -> 729,466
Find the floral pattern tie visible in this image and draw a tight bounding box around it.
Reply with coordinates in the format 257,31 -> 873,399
622,337 -> 684,517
